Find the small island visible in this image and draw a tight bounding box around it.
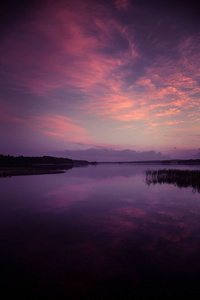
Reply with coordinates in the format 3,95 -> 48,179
0,154 -> 96,177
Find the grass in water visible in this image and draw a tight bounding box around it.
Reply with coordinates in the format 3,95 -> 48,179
145,169 -> 200,193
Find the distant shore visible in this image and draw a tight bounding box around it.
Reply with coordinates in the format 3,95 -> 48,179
0,154 -> 96,177
1,154 -> 200,177
100,159 -> 200,165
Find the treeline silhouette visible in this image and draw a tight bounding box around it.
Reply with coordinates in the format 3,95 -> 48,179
0,154 -> 74,168
145,169 -> 200,193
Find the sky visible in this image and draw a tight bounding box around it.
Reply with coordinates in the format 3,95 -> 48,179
0,0 -> 200,161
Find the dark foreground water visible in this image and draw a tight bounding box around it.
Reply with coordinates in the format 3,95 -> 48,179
1,163 -> 200,299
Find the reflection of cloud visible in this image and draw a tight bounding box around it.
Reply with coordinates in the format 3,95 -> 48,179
102,198 -> 200,257
43,175 -> 124,212
43,183 -> 89,211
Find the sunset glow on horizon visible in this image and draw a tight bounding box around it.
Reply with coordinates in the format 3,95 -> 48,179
1,0 -> 200,161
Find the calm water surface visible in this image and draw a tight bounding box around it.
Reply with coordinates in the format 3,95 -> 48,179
1,164 -> 200,299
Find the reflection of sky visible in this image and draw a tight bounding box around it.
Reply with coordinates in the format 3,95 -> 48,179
1,164 -> 200,297
1,164 -> 200,213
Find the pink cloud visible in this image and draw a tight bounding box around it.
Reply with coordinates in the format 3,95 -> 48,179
100,37 -> 198,127
115,0 -> 130,11
155,108 -> 181,117
32,114 -> 90,143
110,110 -> 146,121
42,131 -> 65,138
83,34 -> 199,126
148,120 -> 184,128
1,0 -> 199,153
118,125 -> 137,130
0,101 -> 26,124
0,0 -> 137,98
0,0 -> 140,136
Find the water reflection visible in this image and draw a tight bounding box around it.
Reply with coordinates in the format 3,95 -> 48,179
1,164 -> 200,299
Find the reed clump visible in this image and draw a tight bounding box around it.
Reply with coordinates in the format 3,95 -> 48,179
145,169 -> 200,193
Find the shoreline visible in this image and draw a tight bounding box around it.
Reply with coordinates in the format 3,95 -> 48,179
0,168 -> 65,177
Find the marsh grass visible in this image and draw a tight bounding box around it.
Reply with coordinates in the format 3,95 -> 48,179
145,169 -> 200,193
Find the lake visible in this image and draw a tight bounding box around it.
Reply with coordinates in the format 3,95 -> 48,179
1,163 -> 200,299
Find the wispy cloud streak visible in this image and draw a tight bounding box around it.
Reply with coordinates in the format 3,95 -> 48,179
32,114 -> 90,143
